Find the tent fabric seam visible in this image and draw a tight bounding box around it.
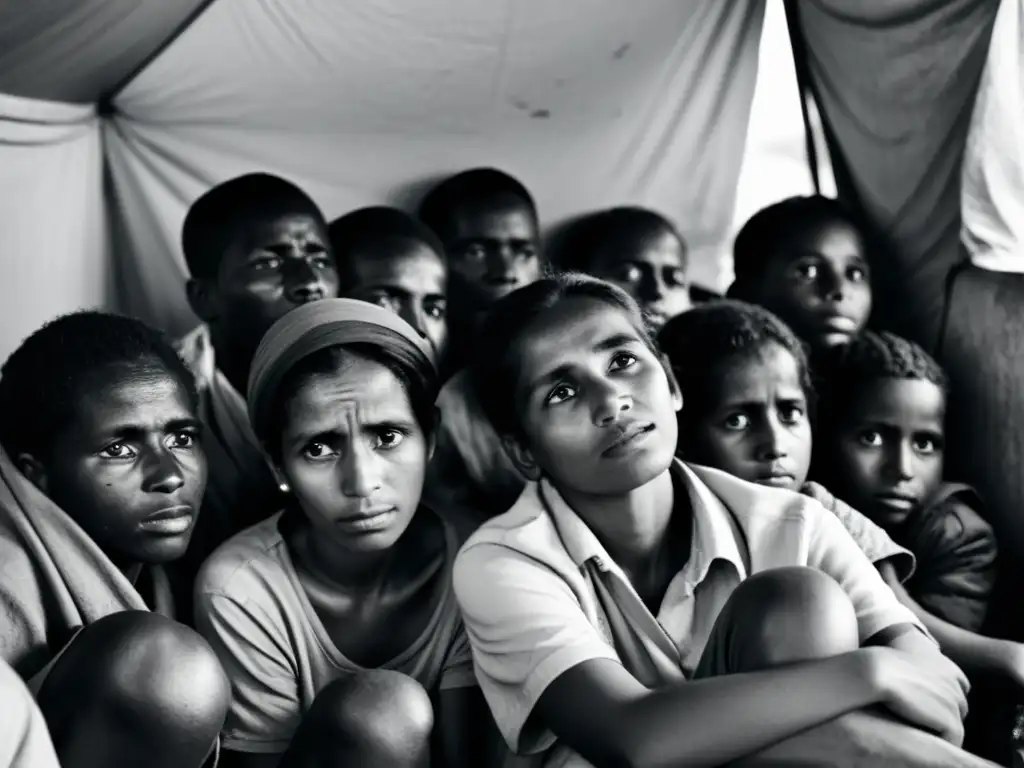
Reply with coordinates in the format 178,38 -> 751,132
99,0 -> 222,109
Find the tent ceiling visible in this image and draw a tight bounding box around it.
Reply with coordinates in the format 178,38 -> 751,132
0,0 -> 208,104
102,0 -> 765,333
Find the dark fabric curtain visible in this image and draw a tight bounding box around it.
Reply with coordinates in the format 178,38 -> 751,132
791,0 -> 998,350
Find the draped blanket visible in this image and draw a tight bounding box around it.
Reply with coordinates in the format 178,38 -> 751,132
0,447 -> 171,680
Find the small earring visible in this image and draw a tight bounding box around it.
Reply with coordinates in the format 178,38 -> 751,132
278,482 -> 290,494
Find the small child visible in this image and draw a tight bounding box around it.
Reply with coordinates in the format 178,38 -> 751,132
659,300 -> 914,583
557,206 -> 691,330
662,309 -> 1024,691
813,332 -> 1003,633
814,329 -> 1024,752
329,205 -> 449,362
728,195 -> 872,356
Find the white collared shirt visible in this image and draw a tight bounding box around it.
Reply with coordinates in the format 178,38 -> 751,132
453,459 -> 927,757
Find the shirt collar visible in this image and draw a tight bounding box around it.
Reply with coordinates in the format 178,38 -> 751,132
680,461 -> 749,583
538,476 -> 610,569
539,458 -> 748,581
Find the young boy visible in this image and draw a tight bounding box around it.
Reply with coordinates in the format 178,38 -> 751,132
329,205 -> 449,362
419,169 -> 544,523
176,173 -> 340,577
557,206 -> 691,330
453,273 -> 986,767
814,332 -> 1001,632
662,304 -> 1024,763
0,312 -> 229,768
728,195 -> 872,356
816,330 -> 1024,764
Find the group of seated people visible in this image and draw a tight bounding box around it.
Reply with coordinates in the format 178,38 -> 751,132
0,168 -> 1019,767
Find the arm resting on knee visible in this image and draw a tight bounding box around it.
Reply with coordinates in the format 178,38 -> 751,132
733,709 -> 1000,768
534,653 -> 883,768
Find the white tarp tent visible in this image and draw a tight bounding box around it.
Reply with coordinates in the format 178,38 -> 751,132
0,0 -> 1009,361
0,0 -> 835,362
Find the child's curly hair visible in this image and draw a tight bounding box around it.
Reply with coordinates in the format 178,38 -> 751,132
816,330 -> 948,426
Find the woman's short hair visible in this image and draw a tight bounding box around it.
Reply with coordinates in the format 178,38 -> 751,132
0,311 -> 197,460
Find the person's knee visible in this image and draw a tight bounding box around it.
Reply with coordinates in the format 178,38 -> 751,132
726,566 -> 860,671
304,670 -> 434,762
40,611 -> 229,749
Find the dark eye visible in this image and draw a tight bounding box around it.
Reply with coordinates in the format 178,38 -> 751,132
374,430 -> 405,450
100,442 -> 135,459
462,244 -> 487,262
666,267 -> 688,287
302,442 -> 336,461
546,383 -> 576,406
426,301 -> 446,319
913,436 -> 940,455
778,405 -> 805,425
794,263 -> 819,281
723,413 -> 749,431
252,255 -> 282,271
858,430 -> 883,447
609,352 -> 637,371
615,264 -> 643,285
168,431 -> 196,449
515,244 -> 538,260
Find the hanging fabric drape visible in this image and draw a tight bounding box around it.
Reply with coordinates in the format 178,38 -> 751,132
962,0 -> 1024,274
0,93 -> 107,361
0,0 -> 207,104
104,0 -> 767,335
793,0 -> 998,349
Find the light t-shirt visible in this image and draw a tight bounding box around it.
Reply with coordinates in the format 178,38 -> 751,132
195,508 -> 476,755
0,659 -> 59,768
453,460 -> 928,761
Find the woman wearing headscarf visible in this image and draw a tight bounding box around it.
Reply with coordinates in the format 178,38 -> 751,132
194,299 -> 494,768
